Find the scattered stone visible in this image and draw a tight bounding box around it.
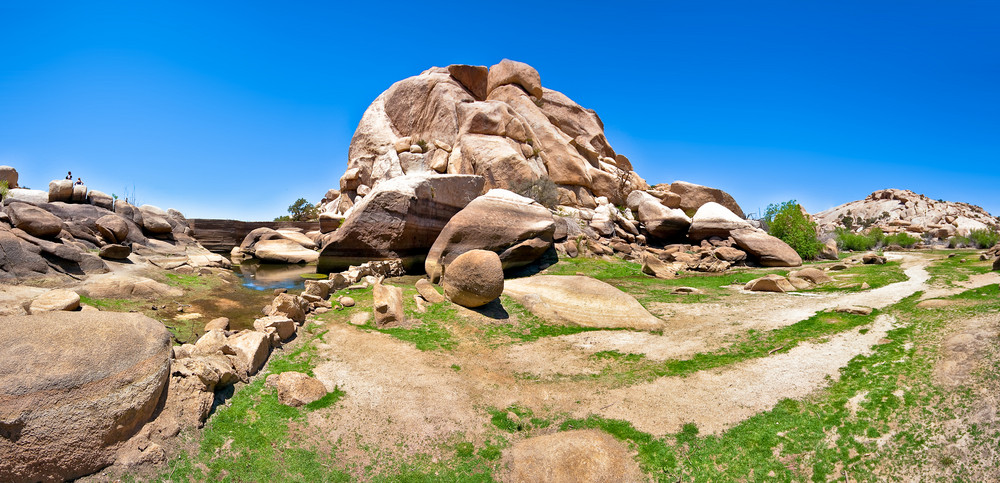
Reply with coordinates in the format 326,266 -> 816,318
441,249 -> 504,308
95,214 -> 129,243
204,317 -> 230,331
373,281 -> 405,327
641,252 -> 677,279
787,267 -> 833,284
501,430 -> 643,483
254,315 -> 296,340
835,306 -> 874,315
226,330 -> 271,380
0,312 -> 171,482
27,289 -> 81,314
264,293 -> 308,323
339,296 -> 355,307
272,371 -> 327,407
349,312 -> 371,326
744,274 -> 795,293
415,278 -> 446,303
671,286 -> 704,295
787,277 -> 813,290
503,275 -> 662,330
862,253 -> 887,265
860,282 -> 871,290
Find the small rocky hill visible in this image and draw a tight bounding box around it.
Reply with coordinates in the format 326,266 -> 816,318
814,188 -> 999,239
318,59 -> 648,214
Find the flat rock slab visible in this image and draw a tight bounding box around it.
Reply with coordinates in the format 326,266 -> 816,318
0,312 -> 171,482
503,275 -> 663,330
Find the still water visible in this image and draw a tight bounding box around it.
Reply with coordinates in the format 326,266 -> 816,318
230,259 -> 319,291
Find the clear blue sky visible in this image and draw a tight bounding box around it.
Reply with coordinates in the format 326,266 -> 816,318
1,1 -> 997,220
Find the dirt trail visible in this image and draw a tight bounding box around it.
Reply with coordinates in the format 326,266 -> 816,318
510,253 -> 932,364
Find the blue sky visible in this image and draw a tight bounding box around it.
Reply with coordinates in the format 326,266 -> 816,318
1,1 -> 997,220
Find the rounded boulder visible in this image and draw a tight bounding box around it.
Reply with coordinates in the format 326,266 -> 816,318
95,214 -> 129,244
442,249 -> 503,308
0,312 -> 171,482
6,202 -> 64,238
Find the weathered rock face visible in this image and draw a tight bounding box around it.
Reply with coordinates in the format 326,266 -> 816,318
27,288 -> 80,314
441,249 -> 504,308
730,228 -> 803,267
318,60 -> 648,215
501,429 -> 643,483
425,189 -> 554,282
503,275 -> 663,330
814,188 -> 1000,239
0,312 -> 171,482
318,174 -> 485,273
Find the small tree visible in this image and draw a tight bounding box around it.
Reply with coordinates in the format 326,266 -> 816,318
277,198 -> 319,222
764,200 -> 823,259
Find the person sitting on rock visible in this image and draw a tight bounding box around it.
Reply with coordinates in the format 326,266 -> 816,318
65,171 -> 72,180
75,177 -> 83,185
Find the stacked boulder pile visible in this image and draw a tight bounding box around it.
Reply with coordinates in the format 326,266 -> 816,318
815,188 -> 1000,241
313,61 -> 803,289
0,166 -> 229,281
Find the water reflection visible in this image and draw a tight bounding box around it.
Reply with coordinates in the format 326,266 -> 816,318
231,260 -> 316,291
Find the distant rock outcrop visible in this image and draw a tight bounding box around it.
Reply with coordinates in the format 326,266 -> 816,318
814,188 -> 999,239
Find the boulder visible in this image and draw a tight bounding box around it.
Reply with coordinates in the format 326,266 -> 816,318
788,267 -> 833,284
487,59 -> 543,99
277,229 -> 318,250
994,257 -> 1000,271
447,64 -> 489,100
271,371 -> 327,407
253,239 -> 319,264
0,165 -> 18,188
730,228 -> 803,267
264,293 -> 308,323
141,214 -> 173,235
818,239 -> 839,260
503,275 -> 662,330
835,306 -> 874,316
226,330 -> 271,380
744,274 -> 795,293
637,198 -> 691,240
318,174 -> 485,273
88,190 -> 114,210
95,214 -> 129,243
172,352 -> 239,390
687,202 -> 753,240
99,243 -> 132,260
6,202 -> 64,238
71,184 -> 87,203
0,312 -> 170,482
787,276 -> 813,290
668,180 -> 745,218
641,252 -> 677,279
425,189 -> 555,282
441,249 -> 504,308
5,188 -> 48,204
373,281 -> 405,327
48,179 -> 73,202
415,278 -> 445,303
501,429 -> 643,483
714,246 -> 747,262
204,317 -> 230,331
193,329 -> 228,356
254,316 -> 296,341
27,289 -> 80,314
0,229 -> 50,280
862,253 -> 887,265
319,213 -> 345,234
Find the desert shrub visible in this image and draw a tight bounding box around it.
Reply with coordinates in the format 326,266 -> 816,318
967,228 -> 999,249
883,232 -> 920,248
512,177 -> 558,209
948,236 -> 971,248
835,227 -> 884,252
764,200 -> 823,259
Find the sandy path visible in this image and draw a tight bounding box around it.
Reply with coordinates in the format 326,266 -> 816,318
582,315 -> 898,435
509,253 -> 932,364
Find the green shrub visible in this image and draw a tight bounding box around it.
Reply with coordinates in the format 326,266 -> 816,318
764,200 -> 823,259
512,177 -> 559,209
948,236 -> 971,248
835,227 -> 884,252
882,232 -> 920,248
0,180 -> 7,201
967,228 -> 999,249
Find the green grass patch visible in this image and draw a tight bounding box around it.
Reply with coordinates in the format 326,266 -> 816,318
372,319 -> 456,351
163,272 -> 208,288
804,260 -> 908,292
926,251 -> 993,286
78,294 -> 139,312
560,416 -> 677,474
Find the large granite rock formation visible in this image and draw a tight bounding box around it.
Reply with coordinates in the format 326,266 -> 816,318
0,312 -> 171,482
814,188 -> 1000,240
318,60 -> 648,216
318,173 -> 485,273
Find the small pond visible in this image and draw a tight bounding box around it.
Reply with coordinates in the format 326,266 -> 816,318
229,259 -> 321,292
